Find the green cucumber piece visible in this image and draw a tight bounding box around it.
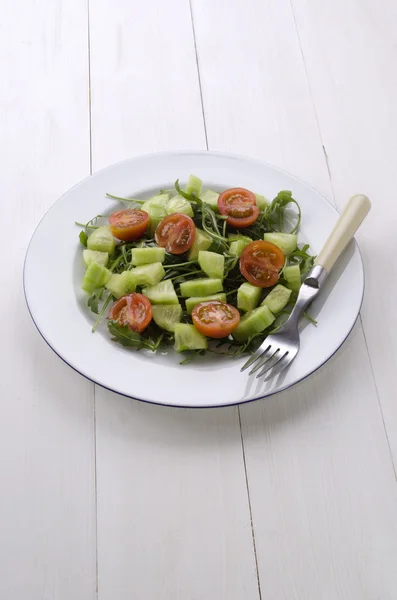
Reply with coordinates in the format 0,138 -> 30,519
255,193 -> 269,210
82,263 -> 111,294
142,194 -> 169,236
237,283 -> 261,312
188,228 -> 212,260
185,293 -> 227,315
233,305 -> 275,342
229,239 -> 251,257
152,304 -> 182,332
201,189 -> 219,212
83,249 -> 109,267
174,323 -> 208,352
105,271 -> 136,299
284,264 -> 301,291
261,284 -> 292,313
185,174 -> 202,197
131,262 -> 165,287
263,232 -> 297,255
142,279 -> 178,305
198,251 -> 225,279
166,195 -> 194,217
228,234 -> 253,243
180,278 -> 223,298
130,247 -> 166,266
87,226 -> 115,255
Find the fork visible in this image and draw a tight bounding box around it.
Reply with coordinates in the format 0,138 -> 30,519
241,194 -> 371,381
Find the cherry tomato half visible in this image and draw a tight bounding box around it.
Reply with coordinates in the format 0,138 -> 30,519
192,301 -> 241,339
218,187 -> 259,228
108,293 -> 152,333
240,240 -> 284,288
155,213 -> 196,255
109,209 -> 149,242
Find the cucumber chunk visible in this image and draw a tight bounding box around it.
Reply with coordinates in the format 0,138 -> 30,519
87,226 -> 115,255
180,278 -> 223,298
152,304 -> 182,332
105,271 -> 136,299
185,174 -> 202,197
174,323 -> 208,352
130,247 -> 166,266
233,305 -> 275,342
141,194 -> 169,236
229,239 -> 251,257
142,279 -> 179,305
284,264 -> 301,291
261,284 -> 292,314
166,195 -> 194,217
82,263 -> 111,294
188,228 -> 212,260
255,193 -> 269,210
83,249 -> 109,267
131,262 -> 165,287
185,293 -> 227,315
198,251 -> 225,279
237,283 -> 261,312
201,189 -> 219,212
263,232 -> 297,255
228,234 -> 253,243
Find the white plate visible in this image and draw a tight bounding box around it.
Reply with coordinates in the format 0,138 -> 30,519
24,152 -> 364,408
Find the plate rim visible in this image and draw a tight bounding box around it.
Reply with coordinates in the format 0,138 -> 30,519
23,150 -> 365,408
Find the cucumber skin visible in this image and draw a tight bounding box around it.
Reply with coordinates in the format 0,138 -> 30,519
152,304 -> 182,332
237,283 -> 262,312
142,280 -> 179,305
263,232 -> 297,255
132,262 -> 165,287
198,251 -> 225,279
261,284 -> 292,314
233,305 -> 275,342
185,293 -> 227,315
130,247 -> 166,266
174,323 -> 208,352
188,229 -> 212,260
180,278 -> 223,298
87,226 -> 115,255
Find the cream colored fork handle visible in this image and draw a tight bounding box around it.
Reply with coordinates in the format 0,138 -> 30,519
314,194 -> 371,272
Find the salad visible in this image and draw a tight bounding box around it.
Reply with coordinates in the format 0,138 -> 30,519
77,175 -> 316,363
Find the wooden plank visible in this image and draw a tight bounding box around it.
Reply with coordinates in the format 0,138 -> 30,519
291,0 -> 397,462
192,0 -> 397,597
89,1 -> 259,598
0,1 -> 96,599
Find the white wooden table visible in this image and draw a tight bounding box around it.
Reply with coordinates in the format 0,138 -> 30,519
2,0 -> 397,598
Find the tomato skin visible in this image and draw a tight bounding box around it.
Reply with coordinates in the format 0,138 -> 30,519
109,209 -> 149,242
218,187 -> 259,228
108,293 -> 152,333
192,301 -> 240,339
240,240 -> 284,288
155,213 -> 196,255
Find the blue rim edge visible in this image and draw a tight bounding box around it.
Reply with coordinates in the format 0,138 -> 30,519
23,150 -> 366,409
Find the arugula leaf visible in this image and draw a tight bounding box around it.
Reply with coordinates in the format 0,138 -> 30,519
174,179 -> 200,204
108,321 -> 162,351
87,288 -> 104,314
79,230 -> 88,247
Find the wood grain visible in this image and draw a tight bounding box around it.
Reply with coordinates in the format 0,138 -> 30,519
192,0 -> 397,597
0,1 -> 96,598
89,1 -> 259,598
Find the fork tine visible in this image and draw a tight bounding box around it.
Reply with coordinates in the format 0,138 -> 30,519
256,350 -> 287,379
262,352 -> 294,382
240,344 -> 271,372
249,347 -> 277,376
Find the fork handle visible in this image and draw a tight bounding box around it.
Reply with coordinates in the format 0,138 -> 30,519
314,194 -> 371,272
